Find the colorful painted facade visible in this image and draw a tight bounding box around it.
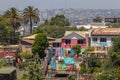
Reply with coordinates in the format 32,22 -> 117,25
61,31 -> 89,49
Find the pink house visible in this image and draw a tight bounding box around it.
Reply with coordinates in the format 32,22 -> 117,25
61,31 -> 89,48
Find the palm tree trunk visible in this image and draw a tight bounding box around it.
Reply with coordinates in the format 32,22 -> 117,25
30,16 -> 32,34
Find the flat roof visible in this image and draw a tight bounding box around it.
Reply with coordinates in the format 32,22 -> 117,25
0,67 -> 16,74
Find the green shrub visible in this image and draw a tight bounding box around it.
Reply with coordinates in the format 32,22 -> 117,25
18,62 -> 28,70
19,52 -> 32,59
0,60 -> 6,68
86,46 -> 95,51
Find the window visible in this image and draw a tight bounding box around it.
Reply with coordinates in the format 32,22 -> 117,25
65,39 -> 71,44
53,43 -> 61,47
78,39 -> 83,44
92,38 -> 97,42
100,38 -> 107,42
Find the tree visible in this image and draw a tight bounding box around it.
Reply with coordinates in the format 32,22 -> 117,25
87,55 -> 101,73
79,27 -> 88,31
49,14 -> 70,26
93,16 -> 102,22
72,45 -> 81,56
19,52 -> 32,59
33,25 -> 65,38
96,36 -> 120,80
109,36 -> 120,67
4,7 -> 21,33
65,26 -> 78,31
80,62 -> 88,74
0,16 -> 13,44
28,64 -> 44,80
32,33 -> 49,59
23,6 -> 40,34
19,64 -> 44,80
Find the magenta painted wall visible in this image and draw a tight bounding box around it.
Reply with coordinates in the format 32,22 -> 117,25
61,38 -> 86,48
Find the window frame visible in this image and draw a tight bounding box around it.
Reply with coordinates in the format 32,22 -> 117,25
77,39 -> 84,44
53,43 -> 61,47
92,37 -> 98,42
65,39 -> 71,44
100,38 -> 107,42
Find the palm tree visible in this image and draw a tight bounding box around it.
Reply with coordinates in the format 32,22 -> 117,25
4,7 -> 21,33
23,6 -> 40,34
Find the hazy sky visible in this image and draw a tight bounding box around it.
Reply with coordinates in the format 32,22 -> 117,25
0,0 -> 120,11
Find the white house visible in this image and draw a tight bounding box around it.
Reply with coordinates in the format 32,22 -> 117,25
76,22 -> 108,29
91,28 -> 120,48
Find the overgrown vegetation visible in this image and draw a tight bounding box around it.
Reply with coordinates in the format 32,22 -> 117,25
95,36 -> 120,80
17,63 -> 44,80
86,46 -> 95,51
19,52 -> 32,59
72,45 -> 81,56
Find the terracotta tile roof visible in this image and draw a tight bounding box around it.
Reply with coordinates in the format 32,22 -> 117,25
92,28 -> 120,35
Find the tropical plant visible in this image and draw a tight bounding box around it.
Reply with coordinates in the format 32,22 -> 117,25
4,7 -> 21,33
23,6 -> 40,34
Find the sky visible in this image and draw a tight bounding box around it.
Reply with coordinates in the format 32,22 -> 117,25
0,0 -> 120,11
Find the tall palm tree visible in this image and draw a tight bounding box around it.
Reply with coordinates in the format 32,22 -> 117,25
23,6 -> 40,34
4,7 -> 21,33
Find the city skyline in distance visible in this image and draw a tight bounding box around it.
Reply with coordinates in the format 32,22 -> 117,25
0,0 -> 120,11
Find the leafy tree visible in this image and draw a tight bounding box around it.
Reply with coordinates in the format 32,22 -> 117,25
32,33 -> 49,59
23,6 -> 40,34
88,55 -> 101,73
33,25 -> 65,38
44,19 -> 49,25
96,36 -> 120,80
80,62 -> 88,74
0,16 -> 13,44
109,36 -> 120,67
19,64 -> 44,80
79,27 -> 88,31
93,16 -> 102,22
28,64 -> 44,80
4,7 -> 21,33
33,14 -> 70,38
65,26 -> 78,31
72,45 -> 81,56
49,14 -> 70,26
97,69 -> 116,80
